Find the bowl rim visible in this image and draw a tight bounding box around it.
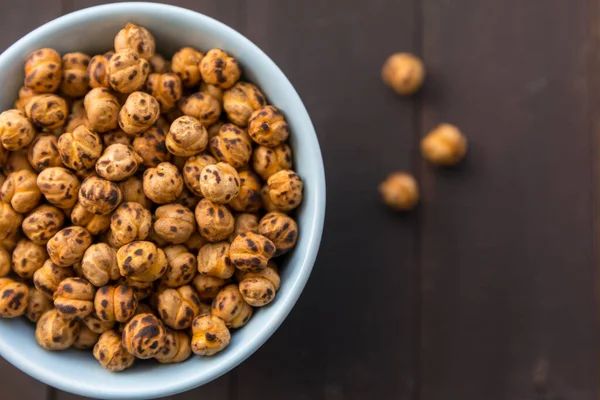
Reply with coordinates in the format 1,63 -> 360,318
0,2 -> 326,398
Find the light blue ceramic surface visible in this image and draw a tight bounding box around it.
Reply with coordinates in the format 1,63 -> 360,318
0,3 -> 325,398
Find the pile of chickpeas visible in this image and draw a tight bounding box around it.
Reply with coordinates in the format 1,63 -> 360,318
0,23 -> 303,372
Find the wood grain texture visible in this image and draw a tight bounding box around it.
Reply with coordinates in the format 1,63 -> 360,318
234,1 -> 421,399
419,1 -> 597,399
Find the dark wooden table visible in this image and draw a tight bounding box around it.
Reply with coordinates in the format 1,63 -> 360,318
1,0 -> 598,399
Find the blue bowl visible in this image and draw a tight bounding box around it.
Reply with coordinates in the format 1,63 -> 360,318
0,3 -> 325,398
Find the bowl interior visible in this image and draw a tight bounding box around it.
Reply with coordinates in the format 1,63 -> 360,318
0,3 -> 325,399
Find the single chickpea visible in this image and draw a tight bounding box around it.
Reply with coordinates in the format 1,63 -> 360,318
166,116 -> 208,157
381,52 -> 425,95
83,313 -> 116,334
207,120 -> 224,140
84,87 -> 120,133
194,198 -> 235,242
24,48 -> 62,93
93,330 -> 135,371
175,187 -> 201,210
64,99 -> 91,133
22,204 -> 66,245
0,169 -> 42,213
114,23 -> 155,60
211,284 -> 253,328
108,49 -> 150,93
116,241 -> 168,282
200,82 -> 224,104
95,144 -> 142,181
238,262 -> 280,307
0,109 -> 36,150
199,49 -> 241,89
162,245 -> 197,287
192,274 -> 226,301
12,238 -> 48,279
185,231 -> 207,254
81,243 -> 120,287
54,277 -> 96,320
0,278 -> 29,318
24,94 -> 68,130
102,129 -> 132,147
35,309 -> 79,350
229,170 -> 262,212
118,276 -> 153,300
378,172 -> 420,211
0,203 -> 23,240
37,167 -> 80,209
191,315 -> 230,356
200,162 -> 240,204
47,226 -> 93,267
421,123 -> 467,166
229,232 -> 275,272
157,285 -> 202,329
197,241 -> 234,279
70,202 -> 111,235
27,134 -> 63,172
228,213 -> 259,243
61,52 -> 91,98
183,154 -> 217,197
15,86 -> 36,112
118,176 -> 153,210
267,169 -> 303,211
4,150 -> 34,175
122,313 -> 167,359
143,162 -> 183,204
94,284 -> 138,323
248,106 -> 290,147
79,176 -> 123,215
33,259 -> 74,300
171,47 -> 204,87
73,324 -> 100,350
223,82 -> 267,127
155,329 -> 192,364
258,211 -> 298,256
132,126 -> 171,168
180,93 -> 221,126
109,202 -> 152,247
153,204 -> 195,244
87,52 -> 114,89
118,91 -> 160,135
209,123 -> 253,168
145,73 -> 182,112
57,125 -> 103,170
25,286 -> 53,323
149,53 -> 171,74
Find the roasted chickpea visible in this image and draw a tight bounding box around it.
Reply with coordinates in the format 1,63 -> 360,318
81,243 -> 119,287
15,86 -> 35,112
24,94 -> 68,130
33,259 -> 74,299
149,54 -> 170,74
0,109 -> 36,150
248,106 -> 289,147
22,204 -> 64,245
200,82 -> 224,104
118,91 -> 160,135
229,170 -> 262,212
0,246 -> 10,277
0,231 -> 21,252
197,241 -> 233,279
87,52 -> 114,89
57,125 -> 103,170
211,284 -> 253,328
64,99 -> 91,133
381,52 -> 425,95
209,123 -> 253,169
229,232 -> 275,272
102,129 -> 131,147
94,284 -> 138,323
118,176 -> 152,210
73,324 -> 100,350
35,309 -> 79,350
180,93 -> 221,126
153,204 -> 195,244
93,330 -> 135,371
223,82 -> 266,127
4,150 -> 34,175
70,202 -> 111,235
378,172 -> 420,211
0,278 -> 28,318
183,154 -> 216,197
118,276 -> 153,300
161,245 -> 197,287
157,285 -> 201,329
199,49 -> 241,89
83,312 -> 116,334
84,88 -> 120,132
61,52 -> 91,98
79,176 -> 123,215
258,212 -> 298,256
132,126 -> 171,168
122,313 -> 167,358
0,203 -> 22,240
37,167 -> 80,209
109,202 -> 152,247
238,262 -> 280,307
199,162 -> 240,204
47,226 -> 92,267
191,315 -> 230,355
143,162 -> 183,204
0,169 -> 42,213
95,144 -> 142,181
175,187 -> 201,209
228,213 -> 259,243
192,275 -> 226,301
184,232 -> 206,255
54,277 -> 95,320
195,198 -> 234,242
25,286 -> 53,322
24,48 -> 62,93
117,241 -> 168,282
267,169 -> 303,211
114,23 -> 155,60
145,73 -> 182,112
155,329 -> 192,363
27,134 -> 63,172
12,238 -> 48,278
108,49 -> 150,93
171,47 -> 204,88
207,120 -> 224,140
166,116 -> 208,156
421,123 -> 467,166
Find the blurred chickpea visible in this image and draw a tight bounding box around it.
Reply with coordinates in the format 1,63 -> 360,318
229,170 -> 262,212
93,330 -> 135,371
64,99 -> 91,133
155,329 -> 192,364
28,134 -> 63,172
185,231 -> 207,254
149,53 -> 171,74
24,94 -> 68,130
199,49 -> 241,89
81,243 -> 120,287
223,82 -> 267,127
24,48 -> 62,93
0,109 -> 36,150
378,172 -> 420,211
108,49 -> 150,93
15,86 -> 35,112
191,315 -> 230,356
118,176 -> 152,210
84,87 -> 120,133
228,213 -> 259,243
0,203 -> 22,240
61,52 -> 91,98
145,73 -> 182,112
102,129 -> 131,147
0,169 -> 42,213
83,313 -> 115,334
157,285 -> 202,329
211,284 -> 253,328
114,23 -> 155,60
0,246 -> 10,277
54,277 -> 96,320
35,309 -> 79,350
0,278 -> 29,318
171,47 -> 204,87
133,126 -> 171,168
197,241 -> 233,279
4,150 -> 34,175
200,82 -> 224,104
421,123 -> 467,166
122,313 -> 167,358
87,52 -> 114,89
25,286 -> 53,323
381,52 -> 425,95
118,276 -> 153,300
57,126 -> 103,170
180,93 -> 221,126
192,274 -> 226,301
73,324 -> 100,350
174,187 -> 201,210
